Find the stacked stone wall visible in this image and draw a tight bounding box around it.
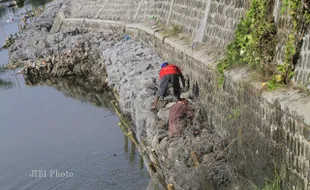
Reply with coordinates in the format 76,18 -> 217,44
295,33 -> 310,85
68,0 -> 86,17
135,0 -> 155,22
133,29 -> 310,189
96,0 -> 137,21
168,0 -> 206,37
72,0 -> 103,18
149,0 -> 171,25
65,0 -> 310,87
202,0 -> 246,50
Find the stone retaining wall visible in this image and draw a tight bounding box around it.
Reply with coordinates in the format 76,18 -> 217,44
131,26 -> 310,189
53,1 -> 310,189
64,0 -> 310,86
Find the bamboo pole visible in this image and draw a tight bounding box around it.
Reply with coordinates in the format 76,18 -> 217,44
113,88 -> 120,100
111,99 -> 167,188
150,149 -> 160,166
111,100 -> 139,147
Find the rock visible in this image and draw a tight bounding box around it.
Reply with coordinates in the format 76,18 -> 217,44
165,102 -> 176,108
180,92 -> 191,99
57,32 -> 67,42
157,107 -> 171,123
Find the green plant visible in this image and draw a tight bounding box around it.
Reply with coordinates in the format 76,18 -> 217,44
258,176 -> 281,190
254,160 -> 282,190
217,0 -> 276,86
218,0 -> 310,89
162,24 -> 182,36
267,75 -> 283,91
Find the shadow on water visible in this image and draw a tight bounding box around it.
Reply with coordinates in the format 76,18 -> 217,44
0,66 -> 13,91
124,134 -> 129,153
17,0 -> 25,8
0,7 -> 8,19
0,77 -> 13,91
130,140 -> 136,163
28,0 -> 53,7
24,76 -> 115,108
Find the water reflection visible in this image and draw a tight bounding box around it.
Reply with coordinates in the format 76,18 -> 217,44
0,77 -> 13,91
17,0 -> 25,8
28,0 -> 53,7
0,7 -> 8,19
140,155 -> 144,170
124,134 -> 129,153
0,75 -> 150,189
0,0 -> 52,22
130,141 -> 136,163
24,76 -> 115,108
23,76 -> 146,169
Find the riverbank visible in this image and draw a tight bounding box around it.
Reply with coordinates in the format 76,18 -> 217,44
7,1 -> 241,189
7,0 -> 310,189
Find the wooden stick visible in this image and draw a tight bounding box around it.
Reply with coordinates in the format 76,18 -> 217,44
111,100 -> 139,147
191,151 -> 200,168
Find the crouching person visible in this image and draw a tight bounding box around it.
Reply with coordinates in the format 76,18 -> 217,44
152,62 -> 185,110
168,98 -> 194,138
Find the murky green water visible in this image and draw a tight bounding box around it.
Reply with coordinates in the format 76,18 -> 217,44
0,1 -> 150,190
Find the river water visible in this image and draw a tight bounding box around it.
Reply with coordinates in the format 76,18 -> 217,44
0,1 -> 150,190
